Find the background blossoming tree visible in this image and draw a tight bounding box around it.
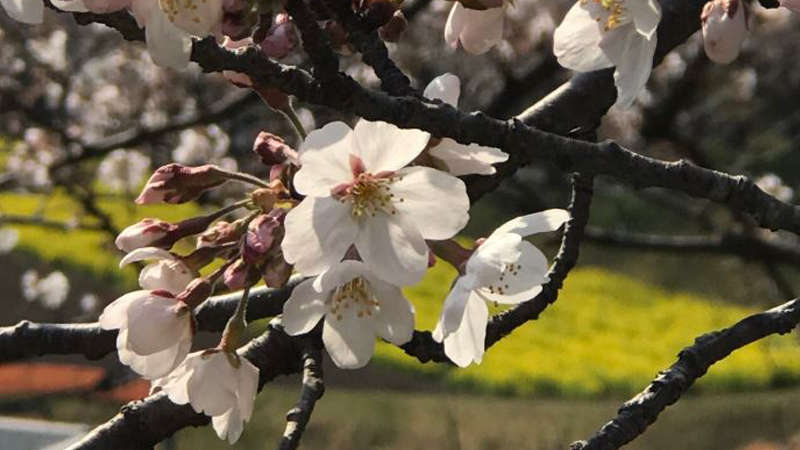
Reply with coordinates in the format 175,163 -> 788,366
2,0 -> 800,448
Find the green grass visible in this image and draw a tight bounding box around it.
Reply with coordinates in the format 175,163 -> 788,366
374,263 -> 800,398
3,192 -> 800,398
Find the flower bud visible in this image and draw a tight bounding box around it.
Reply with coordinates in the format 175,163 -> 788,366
701,0 -> 748,65
116,219 -> 176,252
223,259 -> 261,290
221,0 -> 257,40
378,10 -> 407,43
260,14 -> 298,59
251,180 -> 291,211
323,20 -> 354,55
136,164 -> 229,204
241,210 -> 285,264
252,132 -> 299,166
197,219 -> 245,248
260,254 -> 292,287
177,277 -> 214,309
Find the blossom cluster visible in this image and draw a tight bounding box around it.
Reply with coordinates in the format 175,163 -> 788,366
87,71 -> 569,443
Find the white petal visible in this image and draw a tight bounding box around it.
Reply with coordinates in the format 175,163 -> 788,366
99,290 -> 147,329
1,0 -> 43,24
452,3 -> 506,55
367,278 -> 414,345
423,73 -> 461,106
477,240 -> 549,304
601,23 -> 657,108
144,9 -> 192,70
490,209 -> 570,239
212,407 -> 244,444
432,277 -> 472,341
139,261 -> 194,294
444,3 -> 464,48
236,357 -> 259,421
467,232 -> 521,287
125,297 -> 190,354
51,0 -> 88,12
352,120 -> 430,173
443,293 -> 488,367
627,0 -> 661,39
187,354 -> 239,416
158,0 -> 223,37
553,2 -> 613,72
316,260 -> 366,291
428,138 -> 509,176
295,122 -> 355,197
282,278 -> 328,335
391,166 -> 469,240
282,196 -> 358,276
119,330 -> 192,379
161,353 -> 201,405
355,213 -> 428,286
323,312 -> 376,369
120,247 -> 175,267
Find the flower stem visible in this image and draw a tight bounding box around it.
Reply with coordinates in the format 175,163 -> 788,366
218,169 -> 272,189
221,287 -> 250,353
280,104 -> 308,140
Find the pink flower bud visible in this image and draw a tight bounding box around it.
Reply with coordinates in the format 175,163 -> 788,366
260,14 -> 298,59
177,277 -> 214,309
378,10 -> 407,43
241,210 -> 285,264
223,259 -> 260,290
702,0 -> 748,65
115,219 -> 176,253
261,255 -> 292,288
197,220 -> 245,248
221,0 -> 256,40
253,132 -> 299,166
136,164 -> 229,205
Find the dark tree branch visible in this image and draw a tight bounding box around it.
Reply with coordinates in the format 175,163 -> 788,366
321,0 -> 415,96
0,279 -> 301,363
277,336 -> 325,450
570,297 -> 800,450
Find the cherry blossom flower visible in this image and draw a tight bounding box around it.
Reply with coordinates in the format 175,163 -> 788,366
423,74 -> 508,176
282,260 -> 415,368
433,209 -> 569,367
158,0 -> 223,37
120,247 -> 196,294
1,0 -> 43,24
100,290 -> 193,379
445,0 -> 507,55
131,0 -> 192,69
554,0 -> 661,108
701,0 -> 748,64
282,120 -> 470,286
156,350 -> 259,443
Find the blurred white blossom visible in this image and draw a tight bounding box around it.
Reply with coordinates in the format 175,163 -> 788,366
0,228 -> 19,254
756,173 -> 793,203
20,270 -> 70,309
97,149 -> 152,192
